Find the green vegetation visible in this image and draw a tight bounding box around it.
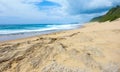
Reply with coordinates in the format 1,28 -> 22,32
91,5 -> 120,22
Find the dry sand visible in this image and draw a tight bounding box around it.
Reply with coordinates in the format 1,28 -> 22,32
0,19 -> 120,72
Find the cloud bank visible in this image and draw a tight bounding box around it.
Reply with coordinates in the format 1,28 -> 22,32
0,0 -> 120,24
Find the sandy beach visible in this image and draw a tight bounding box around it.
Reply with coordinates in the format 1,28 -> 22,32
0,19 -> 120,72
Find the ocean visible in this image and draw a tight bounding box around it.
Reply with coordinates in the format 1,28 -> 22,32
0,24 -> 81,42
0,24 -> 81,34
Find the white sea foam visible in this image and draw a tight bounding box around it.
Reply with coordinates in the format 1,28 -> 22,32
0,24 -> 81,34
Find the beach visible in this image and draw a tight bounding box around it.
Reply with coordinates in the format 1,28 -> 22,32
0,19 -> 120,72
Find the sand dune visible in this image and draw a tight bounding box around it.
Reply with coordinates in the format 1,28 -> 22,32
0,19 -> 120,72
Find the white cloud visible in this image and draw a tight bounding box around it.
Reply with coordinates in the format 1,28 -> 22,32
0,0 -> 120,24
0,0 -> 44,17
48,0 -> 120,14
0,0 -> 72,24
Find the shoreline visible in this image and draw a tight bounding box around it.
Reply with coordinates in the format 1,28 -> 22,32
0,23 -> 82,42
0,29 -> 61,43
0,25 -> 82,43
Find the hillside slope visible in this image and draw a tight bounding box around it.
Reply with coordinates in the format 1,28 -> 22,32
91,5 -> 120,22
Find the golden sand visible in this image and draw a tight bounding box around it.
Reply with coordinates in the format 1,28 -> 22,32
0,19 -> 120,72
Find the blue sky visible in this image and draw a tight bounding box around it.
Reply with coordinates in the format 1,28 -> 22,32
0,0 -> 120,24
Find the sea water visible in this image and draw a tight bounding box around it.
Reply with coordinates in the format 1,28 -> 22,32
0,24 -> 81,35
0,24 -> 81,42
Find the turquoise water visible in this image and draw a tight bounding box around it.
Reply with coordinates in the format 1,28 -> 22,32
0,24 -> 81,34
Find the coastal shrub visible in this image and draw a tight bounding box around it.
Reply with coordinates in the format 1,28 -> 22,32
91,5 -> 120,22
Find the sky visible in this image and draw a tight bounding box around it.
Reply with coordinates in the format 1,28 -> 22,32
0,0 -> 120,24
